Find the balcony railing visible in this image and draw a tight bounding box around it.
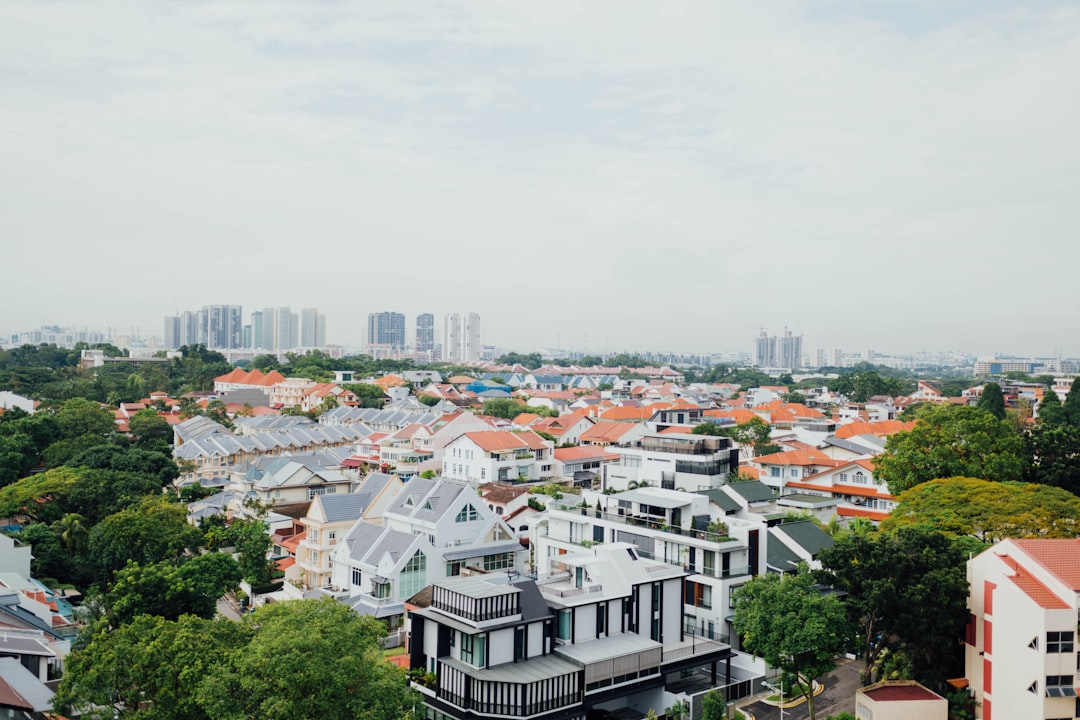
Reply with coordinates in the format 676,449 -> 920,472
438,691 -> 580,718
549,502 -> 734,544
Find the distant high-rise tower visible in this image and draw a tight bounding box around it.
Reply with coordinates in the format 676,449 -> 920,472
415,313 -> 435,357
163,316 -> 181,350
367,312 -> 406,353
753,327 -> 802,370
443,312 -> 481,363
255,307 -> 298,352
300,308 -> 326,347
204,305 -> 243,349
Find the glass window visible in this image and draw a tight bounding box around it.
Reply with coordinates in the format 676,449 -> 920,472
557,609 -> 572,640
1048,631 -> 1075,653
484,553 -> 510,571
455,504 -> 479,523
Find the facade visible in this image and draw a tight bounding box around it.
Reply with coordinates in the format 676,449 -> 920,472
328,478 -> 526,621
300,307 -> 327,347
531,487 -> 768,652
753,329 -> 802,370
416,313 -> 435,358
407,542 -> 741,720
369,312 -> 407,353
444,312 -> 481,363
965,538 -> 1080,720
855,681 -> 947,720
442,431 -> 556,485
602,433 -> 739,492
776,458 -> 897,523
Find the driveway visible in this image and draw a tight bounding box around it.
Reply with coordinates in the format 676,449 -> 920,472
737,658 -> 862,720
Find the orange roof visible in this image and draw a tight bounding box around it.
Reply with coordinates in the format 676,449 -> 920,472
580,421 -> 637,443
785,480 -> 892,499
754,401 -> 825,419
512,413 -> 541,426
712,408 -> 764,425
1011,539 -> 1080,591
373,374 -> 406,389
553,446 -> 620,462
755,448 -> 839,467
447,375 -> 476,384
1002,555 -> 1069,609
463,430 -> 548,453
280,531 -> 306,554
835,420 -> 916,439
275,557 -> 296,571
837,506 -> 889,521
660,425 -> 697,434
736,466 -> 761,479
598,406 -> 652,422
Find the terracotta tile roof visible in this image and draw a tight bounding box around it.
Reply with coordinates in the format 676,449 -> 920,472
553,446 -> 620,462
280,531 -> 306,554
447,375 -> 476,384
580,421 -> 636,443
0,675 -> 33,711
1011,538 -> 1080,591
1001,554 -> 1070,609
511,413 -> 541,426
837,506 -> 889,521
755,448 -> 838,467
598,406 -> 652,422
480,484 -> 531,504
835,420 -> 916,439
785,480 -> 891,499
659,425 -> 697,434
712,408 -> 762,424
862,683 -> 942,702
373,374 -> 406,388
463,430 -> 548,453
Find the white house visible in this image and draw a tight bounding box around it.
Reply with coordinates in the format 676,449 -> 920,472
442,430 -> 555,485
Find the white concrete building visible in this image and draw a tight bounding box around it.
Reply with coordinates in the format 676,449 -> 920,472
965,538 -> 1080,720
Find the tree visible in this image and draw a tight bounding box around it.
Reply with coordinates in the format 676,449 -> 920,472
700,689 -> 727,720
198,598 -> 418,720
882,477 -> 1080,543
480,398 -> 527,419
1065,377 -> 1080,426
87,495 -> 203,582
829,370 -> 908,402
220,517 -> 273,584
55,397 -> 115,439
976,382 -> 1006,420
1024,424 -> 1080,494
57,512 -> 90,557
1038,389 -> 1067,426
734,571 -> 853,720
0,467 -> 81,522
128,408 -> 173,447
0,433 -> 37,487
343,382 -> 387,409
54,613 -> 247,720
106,553 -> 242,625
16,522 -> 69,581
873,404 -> 1026,496
816,526 -> 968,689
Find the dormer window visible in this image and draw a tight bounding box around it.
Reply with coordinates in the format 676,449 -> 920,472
455,504 -> 479,523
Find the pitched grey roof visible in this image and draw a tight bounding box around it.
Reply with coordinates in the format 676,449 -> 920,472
0,657 -> 53,712
318,493 -> 373,523
724,480 -> 776,503
773,520 -> 834,557
387,478 -> 467,522
766,536 -> 802,573
695,489 -> 742,513
340,522 -> 419,567
822,436 -> 883,455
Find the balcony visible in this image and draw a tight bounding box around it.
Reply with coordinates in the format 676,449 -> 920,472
436,655 -> 582,718
548,501 -> 735,545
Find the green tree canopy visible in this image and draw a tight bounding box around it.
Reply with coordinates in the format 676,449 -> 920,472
56,397 -> 116,439
1024,424 -> 1080,495
106,553 -> 242,625
881,477 -> 1080,543
88,495 -> 203,582
1038,388 -> 1067,426
128,408 -> 174,447
54,613 -> 248,720
873,404 -> 1026,496
199,598 -> 418,720
480,398 -> 527,419
829,370 -> 910,402
733,571 -> 854,720
975,382 -> 1006,420
816,526 -> 968,689
1065,377 -> 1080,426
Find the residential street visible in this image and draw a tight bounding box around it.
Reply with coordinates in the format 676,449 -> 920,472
738,659 -> 861,720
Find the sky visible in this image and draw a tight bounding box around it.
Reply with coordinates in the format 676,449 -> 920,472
1,1 -> 1079,358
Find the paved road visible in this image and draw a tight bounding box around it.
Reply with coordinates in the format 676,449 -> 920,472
216,597 -> 244,621
738,659 -> 862,720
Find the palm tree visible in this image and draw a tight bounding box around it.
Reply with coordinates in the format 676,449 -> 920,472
56,513 -> 89,557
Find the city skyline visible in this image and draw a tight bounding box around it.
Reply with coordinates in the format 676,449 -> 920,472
2,3 -> 1079,357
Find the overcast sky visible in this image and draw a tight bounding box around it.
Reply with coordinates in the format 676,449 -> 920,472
2,1 -> 1078,358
